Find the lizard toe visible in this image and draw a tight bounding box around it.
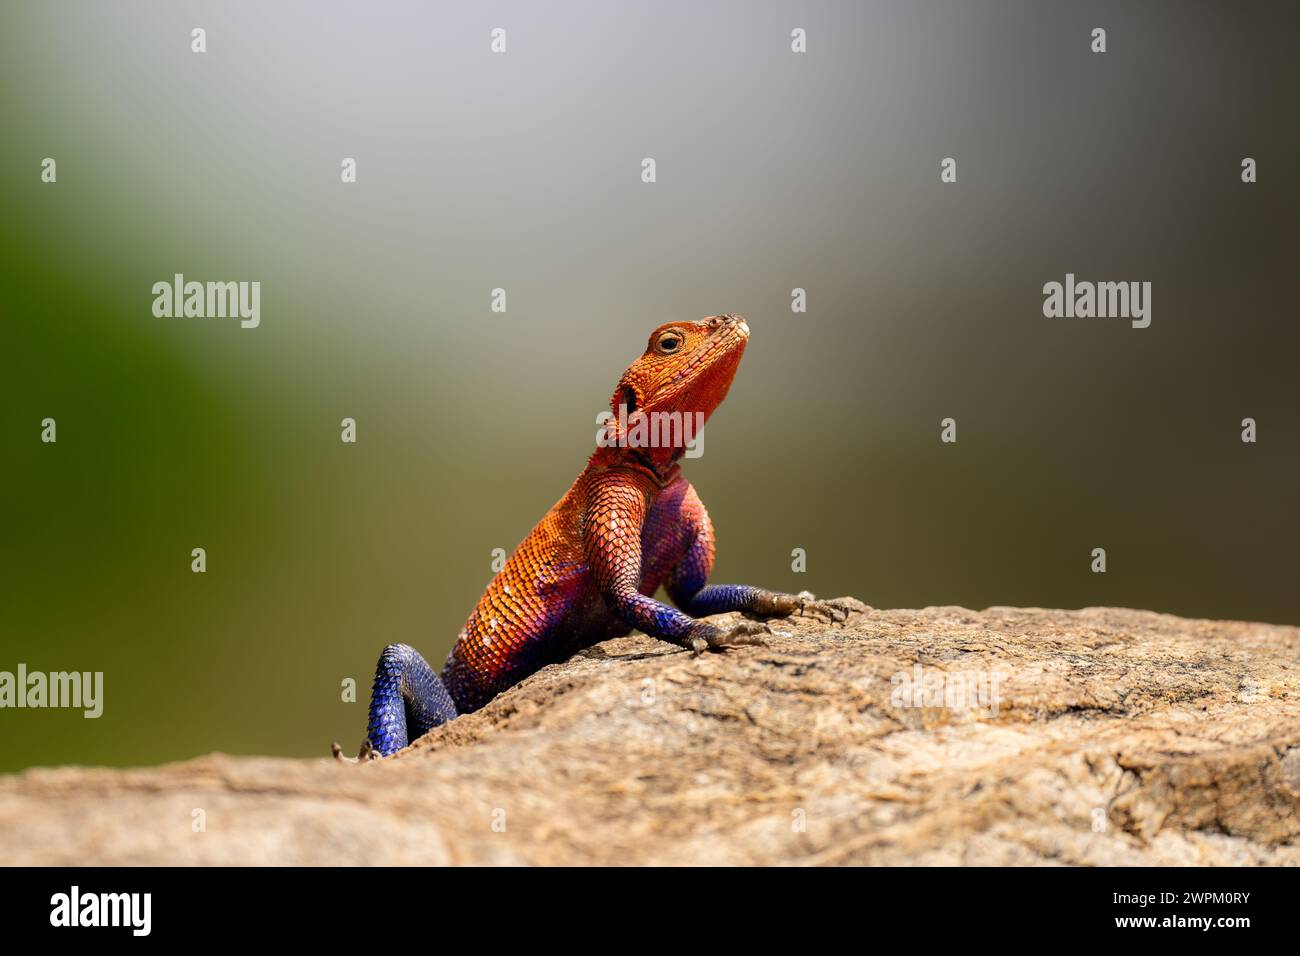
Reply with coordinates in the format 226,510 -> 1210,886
705,620 -> 770,650
798,596 -> 870,624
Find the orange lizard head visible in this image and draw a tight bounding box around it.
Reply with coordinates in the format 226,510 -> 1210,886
606,314 -> 749,451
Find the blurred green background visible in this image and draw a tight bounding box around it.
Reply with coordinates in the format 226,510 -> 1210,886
3,1 -> 1298,772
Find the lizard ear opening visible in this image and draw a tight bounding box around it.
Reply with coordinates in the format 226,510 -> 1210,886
620,385 -> 638,414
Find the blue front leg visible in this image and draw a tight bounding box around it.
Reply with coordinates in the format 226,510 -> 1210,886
674,584 -> 774,616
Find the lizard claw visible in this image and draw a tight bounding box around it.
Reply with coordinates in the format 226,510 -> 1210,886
794,592 -> 868,624
751,590 -> 868,624
709,619 -> 770,650
684,619 -> 771,654
331,739 -> 379,763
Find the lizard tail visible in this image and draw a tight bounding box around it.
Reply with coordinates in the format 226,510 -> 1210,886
365,643 -> 458,756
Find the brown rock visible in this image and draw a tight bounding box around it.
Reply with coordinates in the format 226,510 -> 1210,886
2,601 -> 1298,865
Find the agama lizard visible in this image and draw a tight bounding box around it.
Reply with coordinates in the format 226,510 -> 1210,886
345,315 -> 855,758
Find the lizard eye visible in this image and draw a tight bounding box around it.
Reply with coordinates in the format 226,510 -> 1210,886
654,331 -> 683,355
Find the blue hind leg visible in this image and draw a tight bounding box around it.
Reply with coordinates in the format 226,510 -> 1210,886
365,643 -> 458,756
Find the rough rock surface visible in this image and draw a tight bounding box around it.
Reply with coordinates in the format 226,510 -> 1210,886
3,601 -> 1299,865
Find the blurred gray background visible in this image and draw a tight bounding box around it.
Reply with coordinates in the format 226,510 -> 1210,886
2,0 -> 1297,770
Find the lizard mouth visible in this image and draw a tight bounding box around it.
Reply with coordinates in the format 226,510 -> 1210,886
620,386 -> 639,414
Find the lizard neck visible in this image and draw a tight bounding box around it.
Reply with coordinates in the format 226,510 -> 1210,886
587,445 -> 681,486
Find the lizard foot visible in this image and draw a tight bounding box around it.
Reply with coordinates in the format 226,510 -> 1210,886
793,593 -> 870,624
751,591 -> 869,623
684,619 -> 771,654
331,739 -> 379,764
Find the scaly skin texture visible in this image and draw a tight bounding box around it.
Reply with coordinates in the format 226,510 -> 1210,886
360,315 -> 854,757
